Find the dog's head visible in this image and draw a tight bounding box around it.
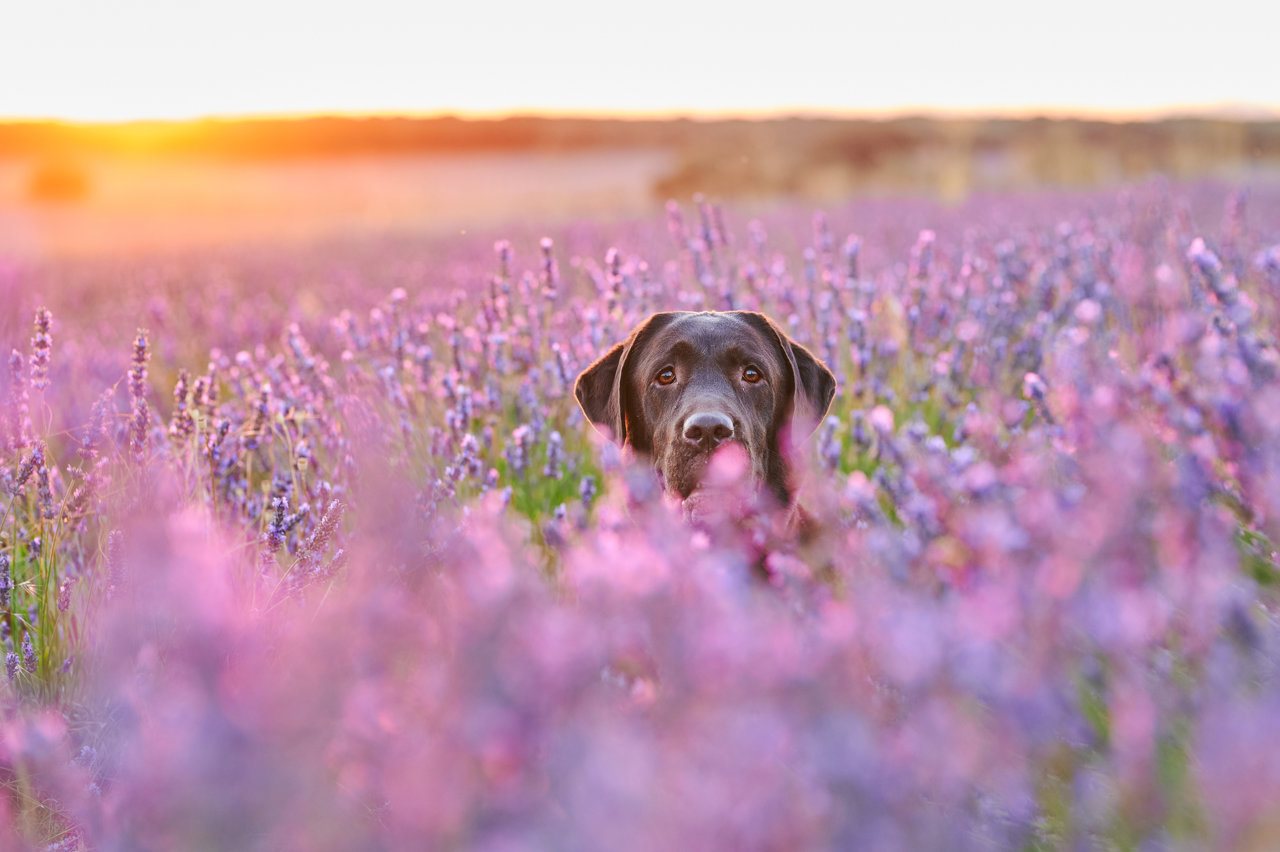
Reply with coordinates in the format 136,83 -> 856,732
575,311 -> 836,506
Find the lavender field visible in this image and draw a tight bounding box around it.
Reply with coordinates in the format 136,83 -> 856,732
2,179 -> 1280,850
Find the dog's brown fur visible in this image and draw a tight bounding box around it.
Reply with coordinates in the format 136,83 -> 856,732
575,311 -> 836,516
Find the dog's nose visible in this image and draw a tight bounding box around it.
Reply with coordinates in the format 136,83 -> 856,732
683,411 -> 735,450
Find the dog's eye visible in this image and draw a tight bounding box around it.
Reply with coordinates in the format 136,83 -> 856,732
742,366 -> 763,384
656,367 -> 676,386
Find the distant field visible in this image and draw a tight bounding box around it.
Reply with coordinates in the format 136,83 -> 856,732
0,149 -> 673,257
5,114 -> 1280,260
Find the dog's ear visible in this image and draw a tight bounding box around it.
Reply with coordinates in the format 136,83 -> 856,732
735,312 -> 836,436
790,338 -> 838,429
574,313 -> 676,447
575,341 -> 626,440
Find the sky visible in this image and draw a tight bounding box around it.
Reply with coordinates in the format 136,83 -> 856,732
2,0 -> 1277,122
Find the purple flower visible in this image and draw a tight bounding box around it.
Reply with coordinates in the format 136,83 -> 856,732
911,229 -> 936,281
579,475 -> 597,510
1187,237 -> 1238,304
506,425 -> 532,480
21,633 -> 35,673
6,348 -> 29,449
129,331 -> 152,463
818,416 -> 842,472
245,383 -> 271,451
169,369 -> 195,440
128,330 -> 150,402
543,431 -> 564,480
36,458 -> 55,520
843,234 -> 862,281
29,307 -> 52,392
79,390 -> 113,462
540,237 -> 559,298
11,442 -> 43,495
494,239 -> 513,281
263,495 -> 307,558
297,501 -> 344,575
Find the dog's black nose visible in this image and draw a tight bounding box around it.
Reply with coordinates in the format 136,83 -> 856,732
683,411 -> 735,450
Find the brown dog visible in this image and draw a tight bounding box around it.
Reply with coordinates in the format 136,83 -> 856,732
574,311 -> 836,513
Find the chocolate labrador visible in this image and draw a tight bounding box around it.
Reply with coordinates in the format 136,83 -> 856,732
575,311 -> 836,512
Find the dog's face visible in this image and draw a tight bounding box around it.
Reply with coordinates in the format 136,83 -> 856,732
575,311 -> 836,506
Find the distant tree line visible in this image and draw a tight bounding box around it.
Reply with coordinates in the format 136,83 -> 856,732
5,115 -> 1279,200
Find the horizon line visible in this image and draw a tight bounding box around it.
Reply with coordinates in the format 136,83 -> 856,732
4,101 -> 1279,128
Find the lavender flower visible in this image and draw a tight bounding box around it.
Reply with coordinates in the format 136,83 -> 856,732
494,239 -> 512,281
1187,237 -> 1237,304
30,307 -> 52,392
552,344 -> 572,395
844,234 -> 861,281
604,247 -> 623,309
128,330 -> 150,402
1022,372 -> 1054,424
1255,244 -> 1280,286
818,415 -> 842,472
11,442 -> 43,495
169,369 -> 195,440
543,430 -> 564,479
6,349 -> 29,449
540,237 -> 559,298
506,425 -> 532,480
579,475 -> 597,510
245,383 -> 271,450
129,331 -> 151,463
21,633 -> 35,673
910,229 -> 936,281
263,495 -> 307,557
79,390 -> 113,462
36,458 -> 55,520
298,501 -> 344,571
199,362 -> 220,417
206,419 -> 231,466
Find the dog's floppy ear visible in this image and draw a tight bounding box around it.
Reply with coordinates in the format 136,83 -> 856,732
574,342 -> 626,440
735,311 -> 836,436
789,337 -> 838,430
574,313 -> 676,447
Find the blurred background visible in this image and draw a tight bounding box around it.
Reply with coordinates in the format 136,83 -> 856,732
2,0 -> 1277,258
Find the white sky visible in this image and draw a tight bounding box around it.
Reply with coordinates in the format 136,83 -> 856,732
2,0 -> 1276,121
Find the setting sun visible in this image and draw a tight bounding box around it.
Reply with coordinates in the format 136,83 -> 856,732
5,0 -> 1277,121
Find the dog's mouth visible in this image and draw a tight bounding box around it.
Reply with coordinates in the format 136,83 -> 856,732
661,441 -> 754,501
659,451 -> 708,500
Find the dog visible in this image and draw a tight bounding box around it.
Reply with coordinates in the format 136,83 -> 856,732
574,311 -> 836,521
